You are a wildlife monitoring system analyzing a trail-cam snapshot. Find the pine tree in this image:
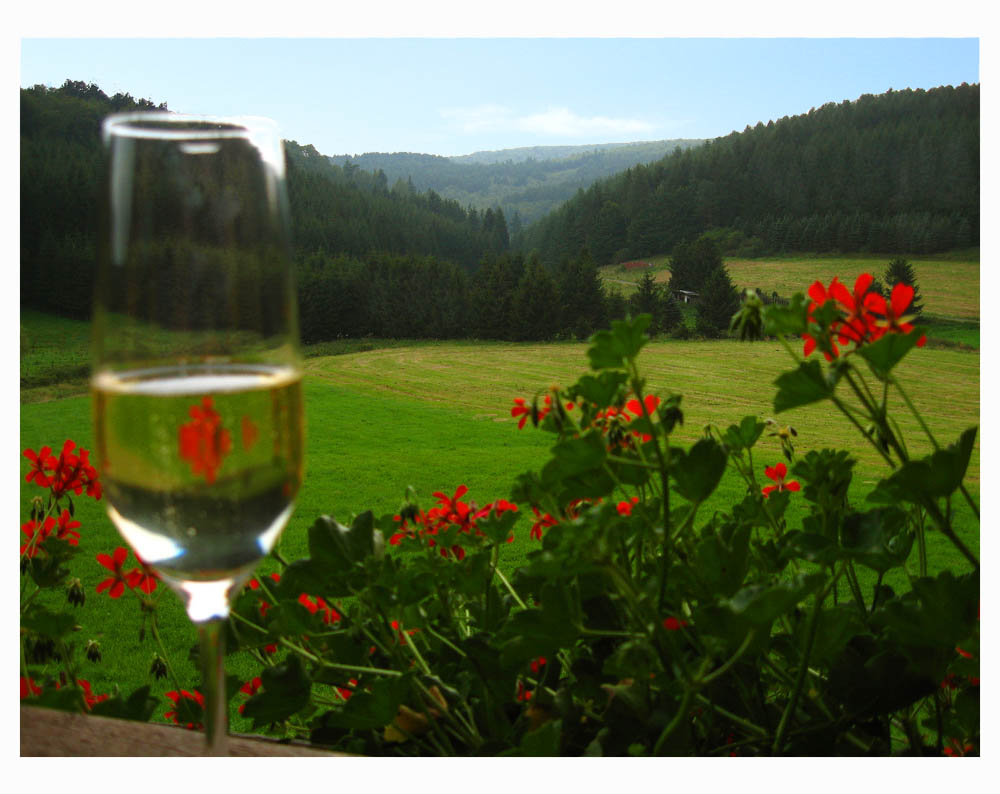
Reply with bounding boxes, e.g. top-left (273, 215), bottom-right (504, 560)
top-left (667, 236), bottom-right (724, 295)
top-left (883, 257), bottom-right (924, 318)
top-left (695, 265), bottom-right (741, 336)
top-left (511, 257), bottom-right (559, 341)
